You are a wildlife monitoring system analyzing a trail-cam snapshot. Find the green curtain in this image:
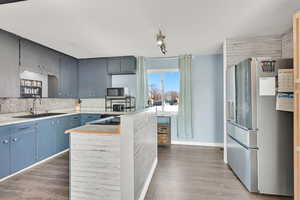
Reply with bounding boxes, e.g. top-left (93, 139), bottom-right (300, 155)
top-left (178, 55), bottom-right (193, 139)
top-left (136, 56), bottom-right (148, 110)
